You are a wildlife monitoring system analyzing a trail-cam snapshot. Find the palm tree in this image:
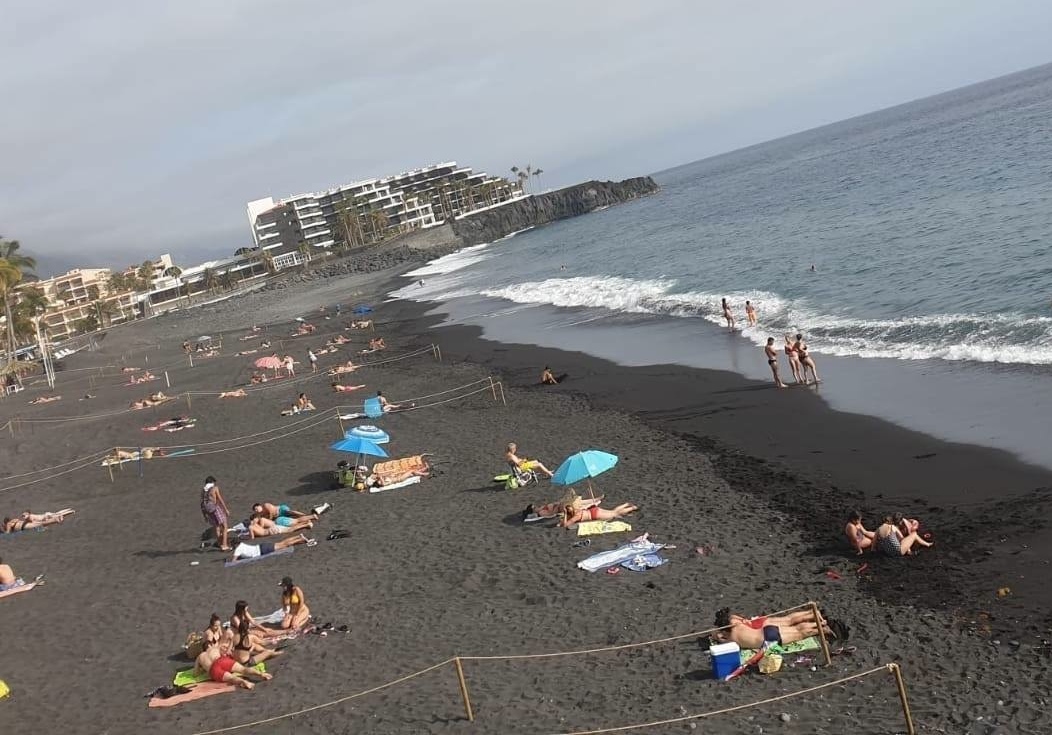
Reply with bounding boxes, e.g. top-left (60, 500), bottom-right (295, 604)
top-left (12, 286), bottom-right (47, 346)
top-left (219, 271), bottom-right (236, 291)
top-left (136, 260), bottom-right (155, 291)
top-left (517, 170), bottom-right (529, 193)
top-left (93, 298), bottom-right (118, 328)
top-left (202, 267), bottom-right (220, 294)
top-left (163, 266), bottom-right (182, 279)
top-left (533, 167), bottom-right (544, 192)
top-left (0, 239), bottom-right (36, 369)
